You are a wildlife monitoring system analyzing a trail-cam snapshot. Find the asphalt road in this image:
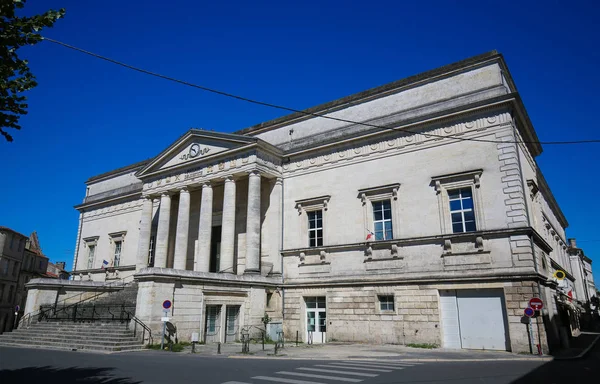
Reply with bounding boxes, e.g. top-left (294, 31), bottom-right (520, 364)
top-left (0, 344), bottom-right (598, 384)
